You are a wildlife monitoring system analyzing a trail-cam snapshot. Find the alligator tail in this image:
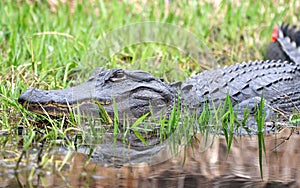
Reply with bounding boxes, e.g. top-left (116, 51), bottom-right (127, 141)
top-left (267, 23), bottom-right (300, 64)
